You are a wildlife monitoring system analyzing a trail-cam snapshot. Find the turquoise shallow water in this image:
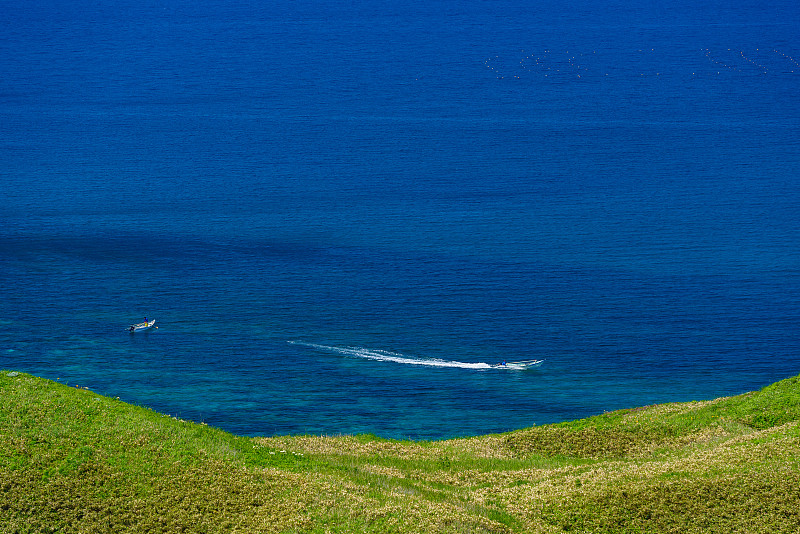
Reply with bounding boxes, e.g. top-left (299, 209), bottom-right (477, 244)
top-left (1, 0), bottom-right (799, 439)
